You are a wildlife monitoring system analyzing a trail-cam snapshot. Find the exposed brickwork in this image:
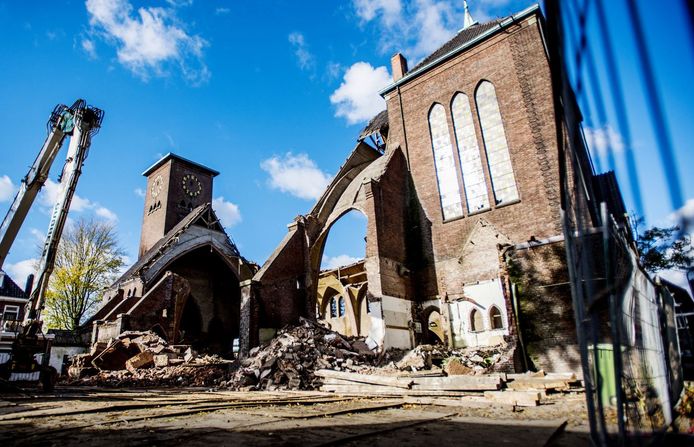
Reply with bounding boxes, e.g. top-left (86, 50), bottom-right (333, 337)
top-left (507, 241), bottom-right (580, 373)
top-left (384, 17), bottom-right (563, 301)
